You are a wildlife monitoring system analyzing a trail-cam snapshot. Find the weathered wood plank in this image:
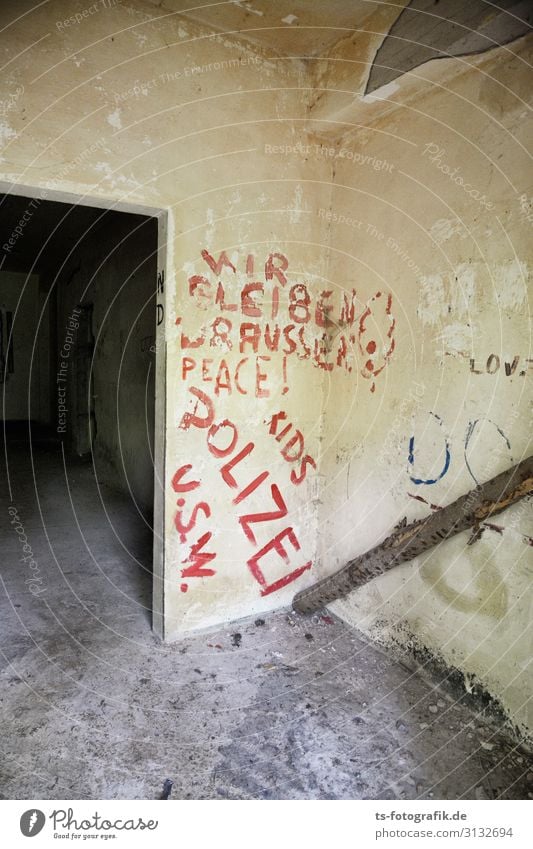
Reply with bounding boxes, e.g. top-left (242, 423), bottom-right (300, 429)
top-left (293, 456), bottom-right (533, 614)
